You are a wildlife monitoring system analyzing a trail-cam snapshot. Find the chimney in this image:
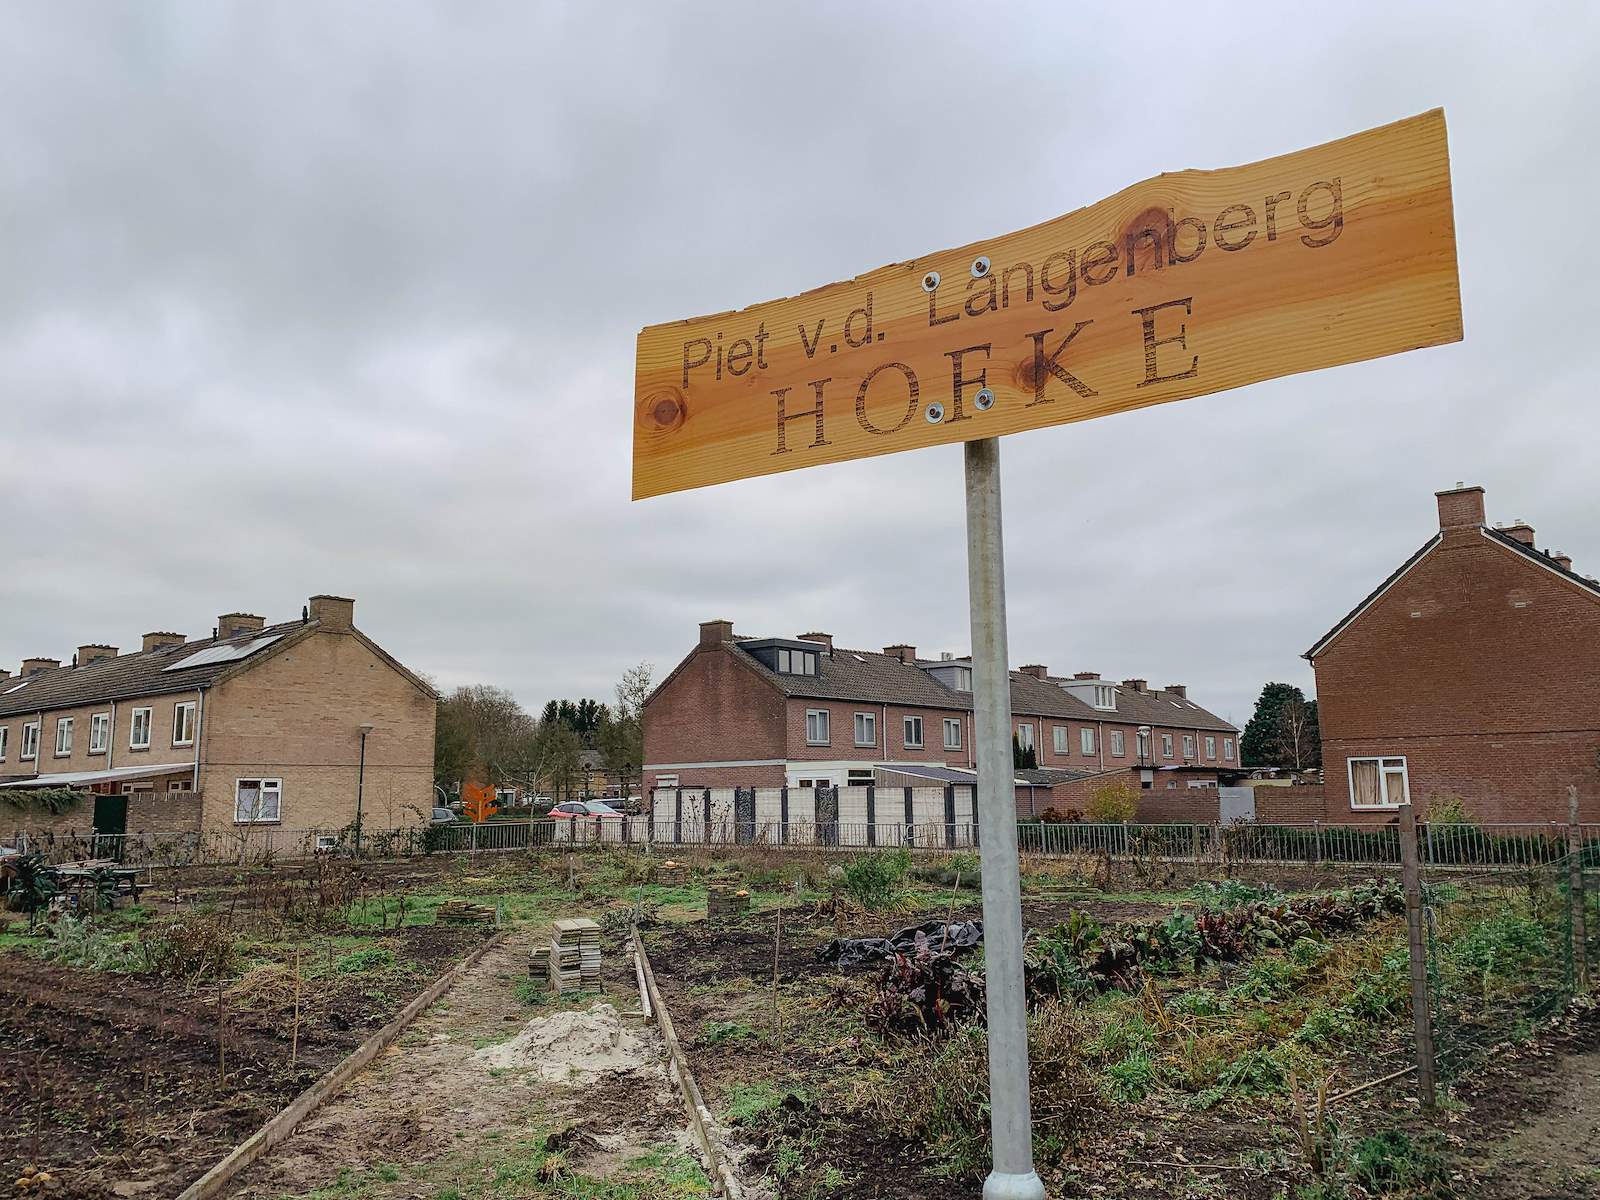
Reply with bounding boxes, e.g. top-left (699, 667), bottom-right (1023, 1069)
top-left (218, 612), bottom-right (266, 639)
top-left (1122, 678), bottom-right (1148, 693)
top-left (0, 668), bottom-right (10, 681)
top-left (22, 657), bottom-right (60, 677)
top-left (1436, 483), bottom-right (1486, 531)
top-left (77, 644), bottom-right (117, 666)
top-left (1165, 684), bottom-right (1187, 699)
top-left (799, 631), bottom-right (834, 653)
top-left (699, 619), bottom-right (734, 647)
top-left (883, 644), bottom-right (917, 665)
top-left (308, 595), bottom-right (355, 632)
top-left (1552, 551), bottom-right (1573, 572)
top-left (142, 631), bottom-right (186, 652)
top-left (1498, 521), bottom-right (1535, 546)
top-left (1019, 664), bottom-right (1049, 679)
top-left (1072, 671), bottom-right (1100, 680)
